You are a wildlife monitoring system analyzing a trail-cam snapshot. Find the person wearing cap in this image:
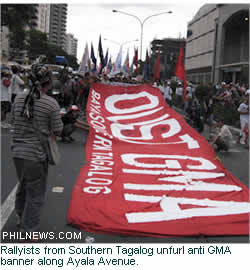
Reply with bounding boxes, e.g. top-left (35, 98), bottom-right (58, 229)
top-left (214, 81), bottom-right (226, 101)
top-left (163, 81), bottom-right (173, 107)
top-left (175, 81), bottom-right (183, 108)
top-left (11, 64), bottom-right (63, 242)
top-left (1, 68), bottom-right (11, 128)
top-left (10, 65), bottom-right (25, 103)
top-left (184, 84), bottom-right (193, 115)
top-left (61, 105), bottom-right (89, 143)
top-left (210, 119), bottom-right (233, 152)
